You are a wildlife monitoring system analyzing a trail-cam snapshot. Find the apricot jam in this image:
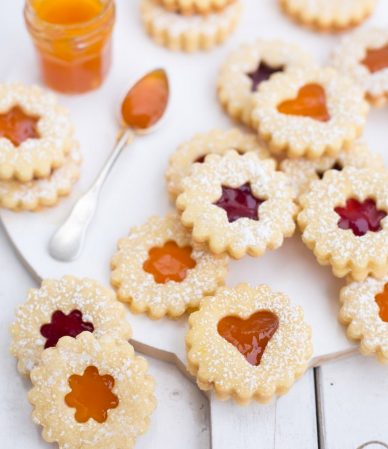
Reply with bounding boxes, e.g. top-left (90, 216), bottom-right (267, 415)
top-left (361, 45), bottom-right (388, 74)
top-left (0, 106), bottom-right (40, 146)
top-left (24, 0), bottom-right (115, 94)
top-left (375, 283), bottom-right (388, 323)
